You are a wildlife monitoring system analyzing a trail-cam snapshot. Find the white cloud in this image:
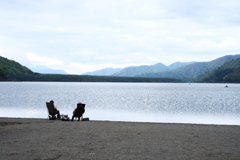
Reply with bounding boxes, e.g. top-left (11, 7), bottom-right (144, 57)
top-left (123, 34), bottom-right (150, 43)
top-left (147, 57), bottom-right (156, 61)
top-left (25, 52), bottom-right (64, 67)
top-left (1, 0), bottom-right (240, 74)
top-left (192, 37), bottom-right (240, 51)
top-left (0, 48), bottom-right (6, 53)
top-left (130, 20), bottom-right (163, 28)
